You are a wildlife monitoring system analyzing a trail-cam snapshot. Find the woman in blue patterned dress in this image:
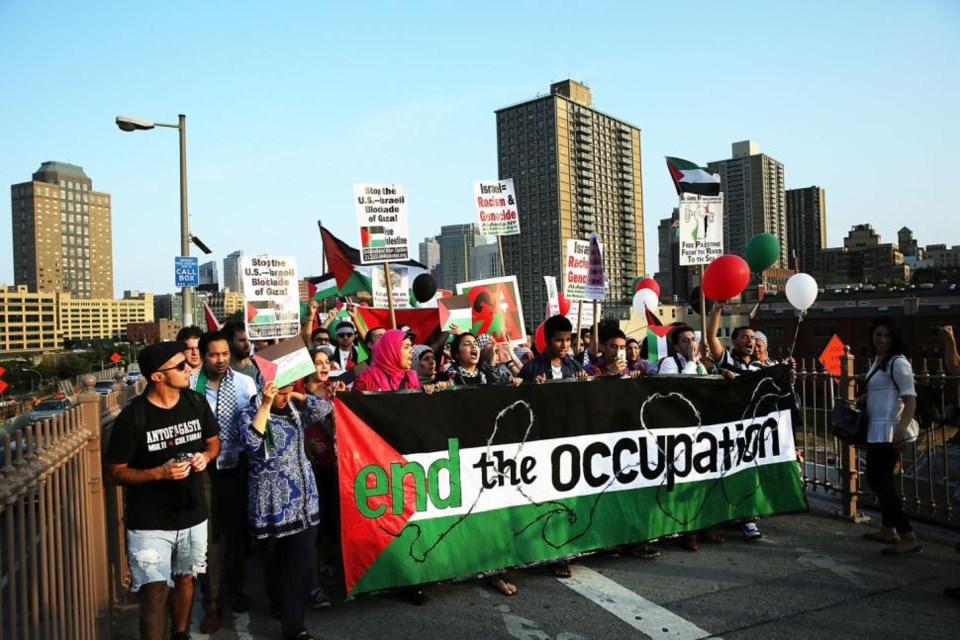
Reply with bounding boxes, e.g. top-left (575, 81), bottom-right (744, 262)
top-left (241, 380), bottom-right (331, 640)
